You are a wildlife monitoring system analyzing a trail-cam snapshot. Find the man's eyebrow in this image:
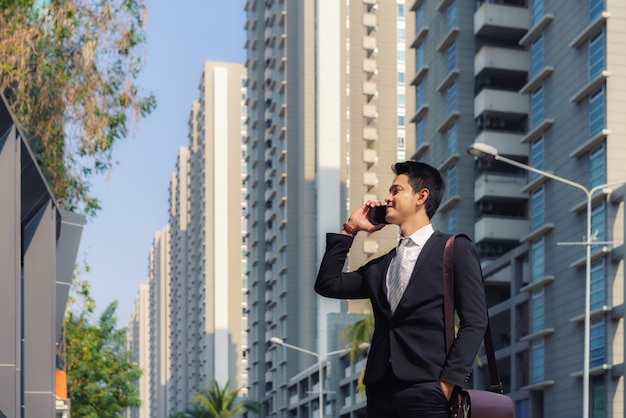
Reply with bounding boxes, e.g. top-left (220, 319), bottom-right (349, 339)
top-left (389, 184), bottom-right (403, 192)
